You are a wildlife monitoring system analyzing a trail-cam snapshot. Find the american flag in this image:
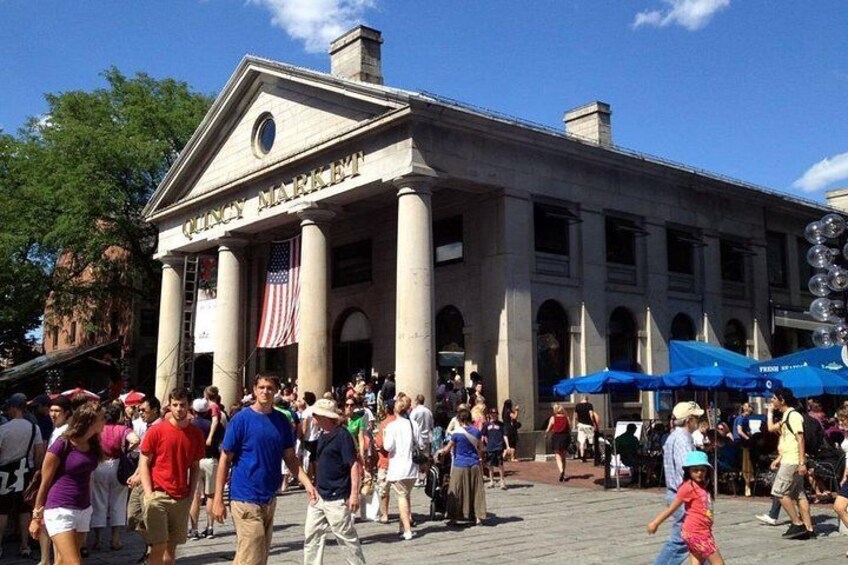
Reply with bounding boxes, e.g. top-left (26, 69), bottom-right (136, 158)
top-left (257, 235), bottom-right (301, 348)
